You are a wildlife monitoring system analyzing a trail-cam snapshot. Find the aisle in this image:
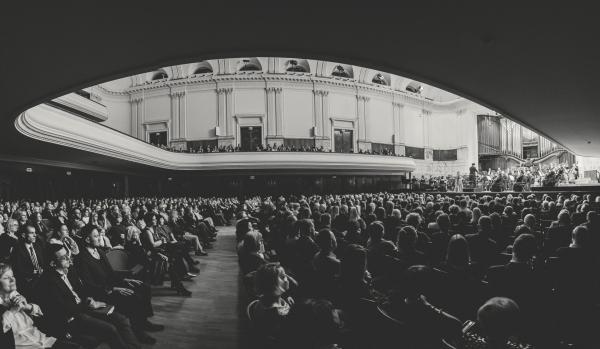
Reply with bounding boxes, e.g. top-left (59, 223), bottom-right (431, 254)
top-left (144, 226), bottom-right (248, 349)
